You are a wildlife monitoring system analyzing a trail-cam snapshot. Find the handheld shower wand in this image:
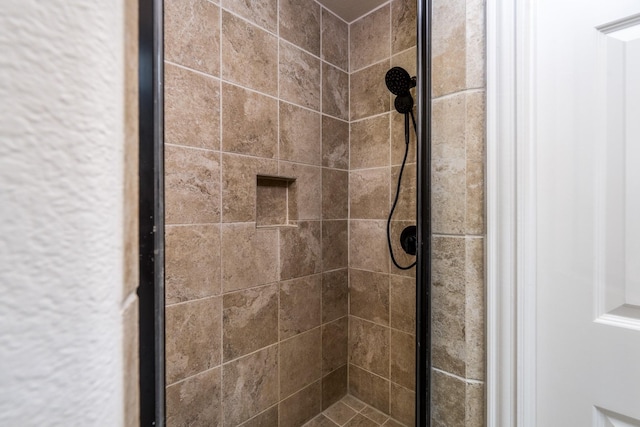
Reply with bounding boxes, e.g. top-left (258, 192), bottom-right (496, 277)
top-left (384, 66), bottom-right (417, 270)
